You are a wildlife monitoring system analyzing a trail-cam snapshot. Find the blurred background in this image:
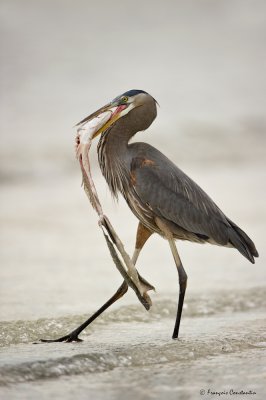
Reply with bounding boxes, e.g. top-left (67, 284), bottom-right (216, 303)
top-left (1, 1), bottom-right (266, 398)
top-left (0, 0), bottom-right (265, 319)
